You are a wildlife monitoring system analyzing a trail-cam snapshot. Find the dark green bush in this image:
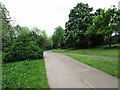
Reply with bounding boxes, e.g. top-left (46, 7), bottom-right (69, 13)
top-left (3, 34), bottom-right (43, 62)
